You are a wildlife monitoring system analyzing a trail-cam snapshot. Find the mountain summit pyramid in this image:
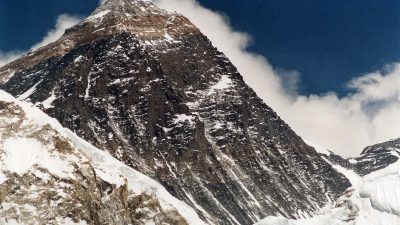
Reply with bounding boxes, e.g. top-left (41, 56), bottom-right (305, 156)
top-left (0, 0), bottom-right (351, 224)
